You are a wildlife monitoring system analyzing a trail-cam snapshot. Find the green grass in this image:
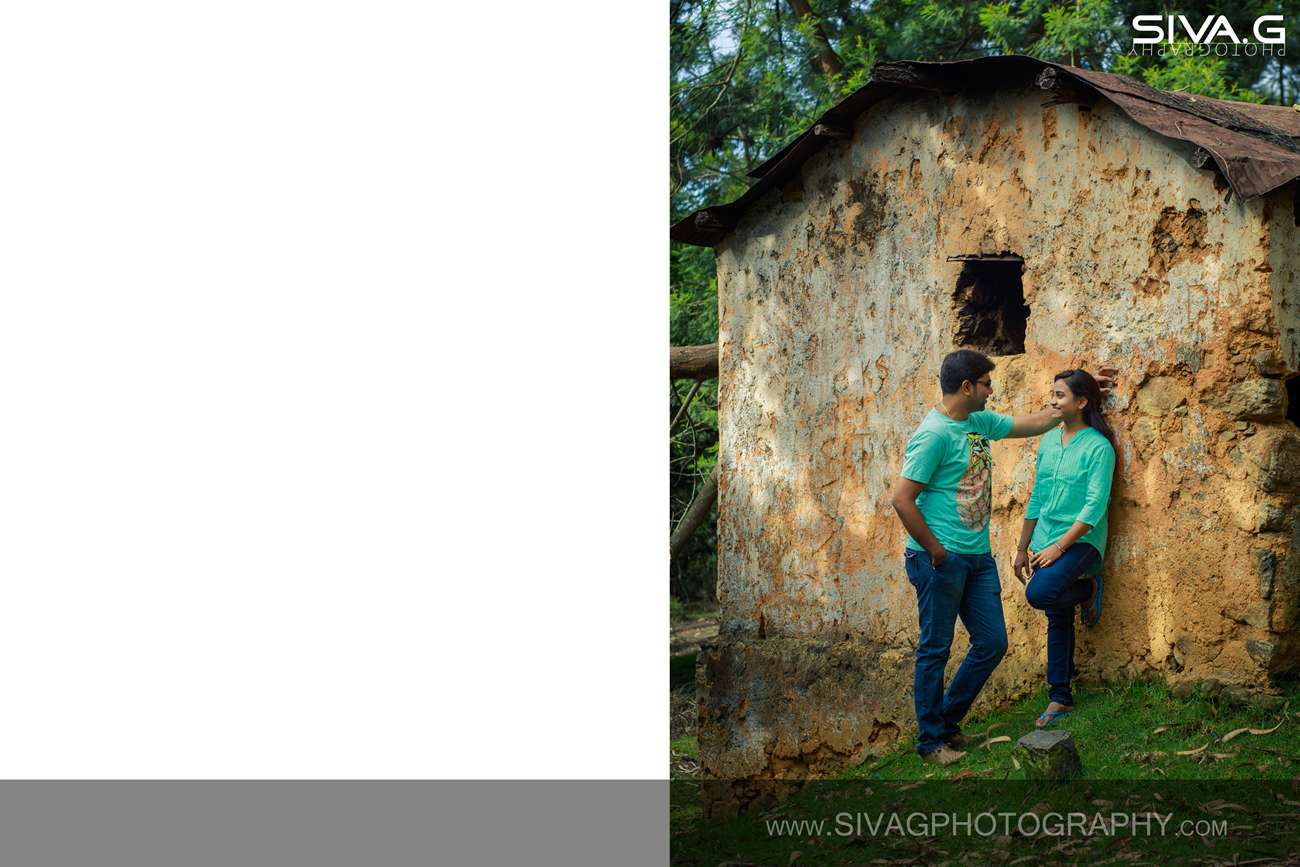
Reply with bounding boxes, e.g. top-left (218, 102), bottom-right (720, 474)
top-left (846, 677), bottom-right (1298, 781)
top-left (670, 737), bottom-right (700, 785)
top-left (671, 679), bottom-right (1300, 864)
top-left (671, 736), bottom-right (698, 760)
top-left (671, 597), bottom-right (720, 624)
